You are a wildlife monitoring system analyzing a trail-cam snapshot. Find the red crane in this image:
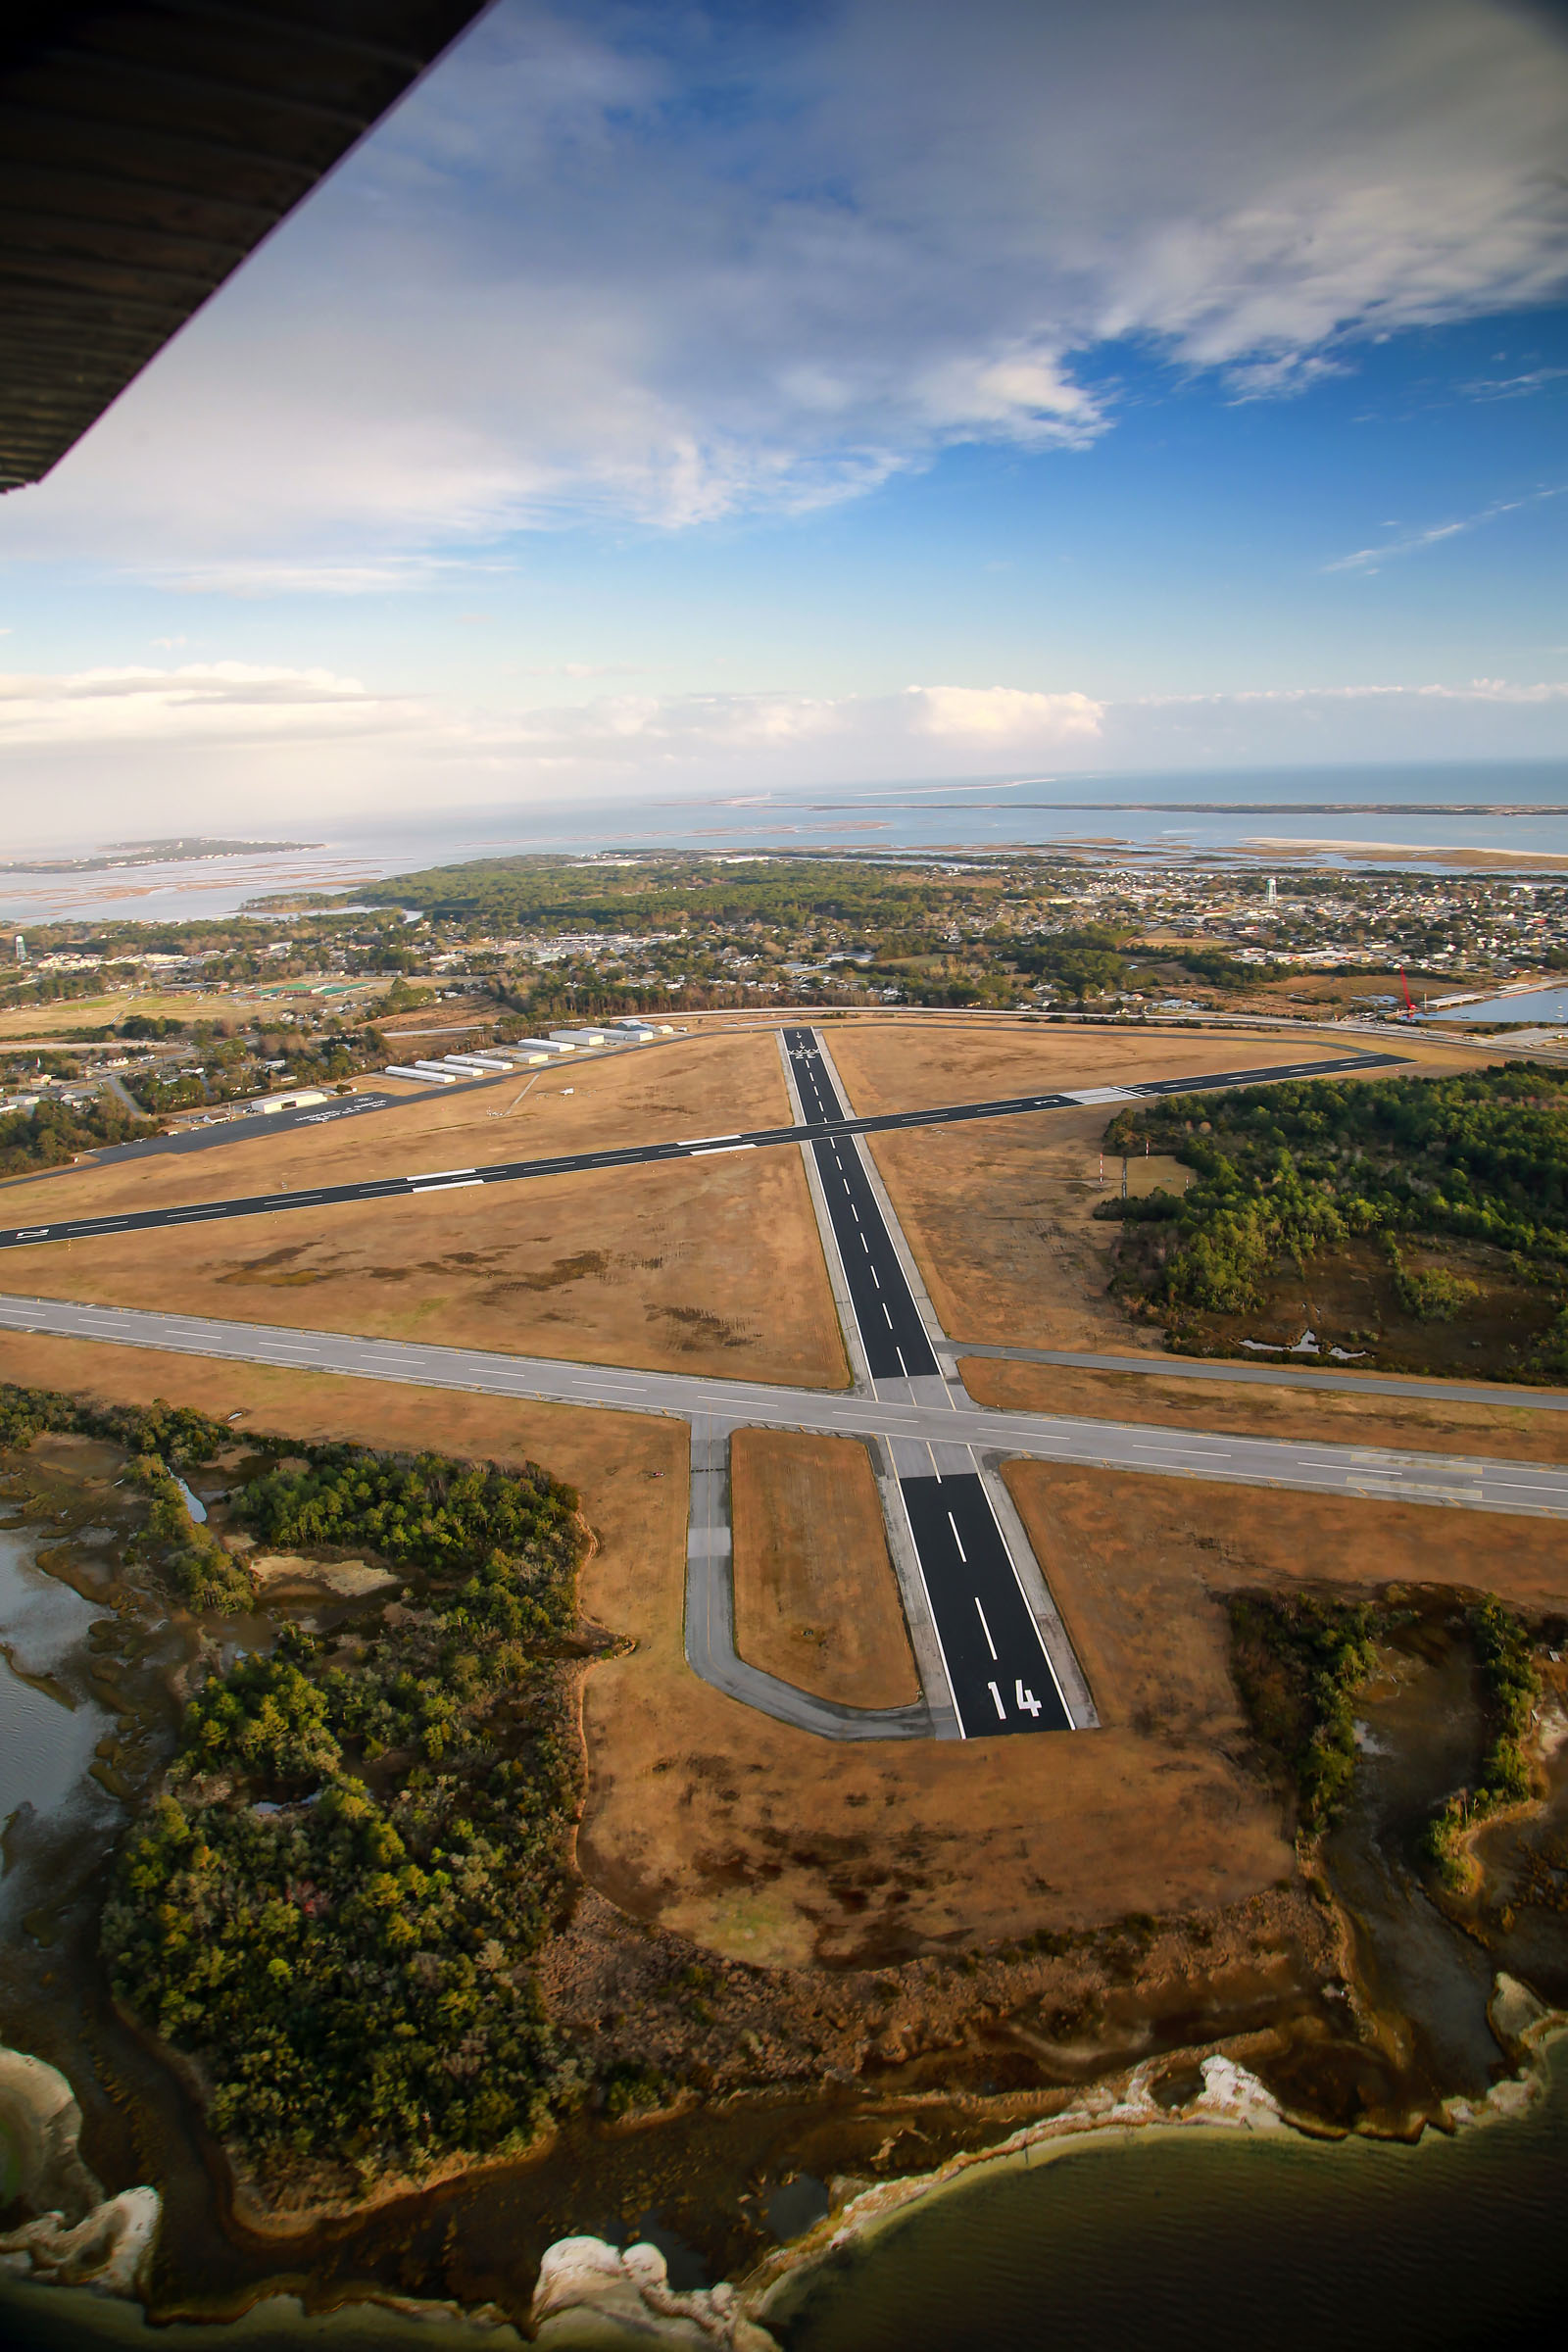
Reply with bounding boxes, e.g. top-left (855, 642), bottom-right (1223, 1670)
top-left (1397, 966), bottom-right (1417, 1019)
